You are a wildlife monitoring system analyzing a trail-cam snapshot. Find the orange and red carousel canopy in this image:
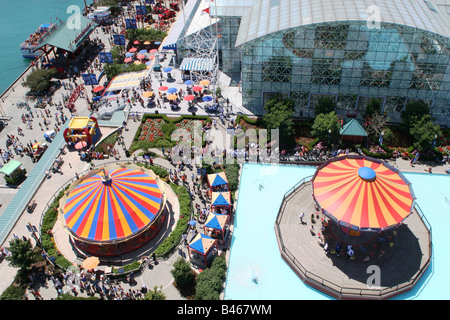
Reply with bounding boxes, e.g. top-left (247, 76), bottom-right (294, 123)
top-left (312, 156), bottom-right (415, 232)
